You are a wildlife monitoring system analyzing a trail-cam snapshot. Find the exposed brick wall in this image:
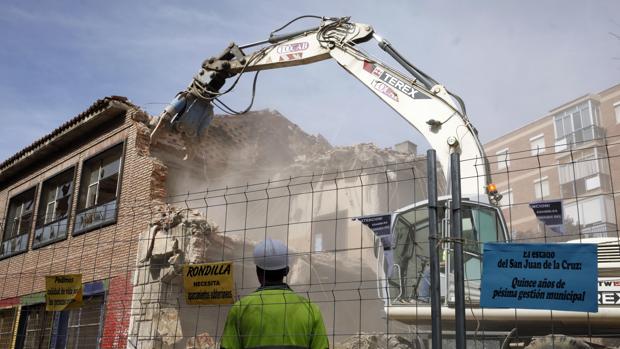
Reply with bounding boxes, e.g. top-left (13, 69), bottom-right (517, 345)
top-left (0, 106), bottom-right (164, 300)
top-left (101, 272), bottom-right (133, 349)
